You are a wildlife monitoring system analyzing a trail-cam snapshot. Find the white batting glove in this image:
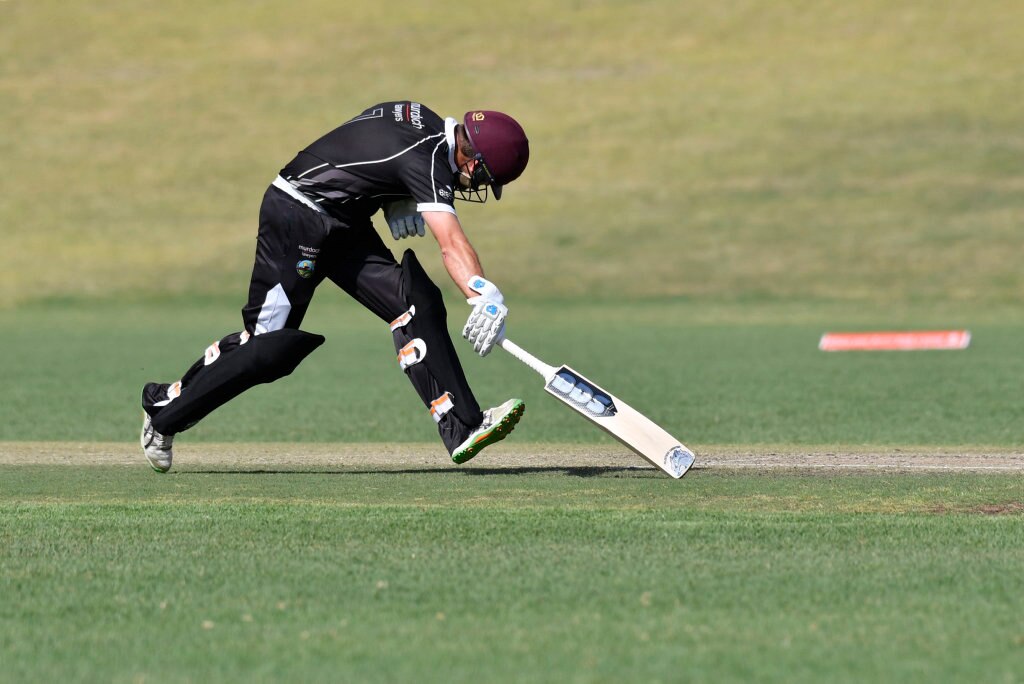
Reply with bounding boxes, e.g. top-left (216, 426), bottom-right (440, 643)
top-left (463, 275), bottom-right (507, 357)
top-left (382, 198), bottom-right (426, 240)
